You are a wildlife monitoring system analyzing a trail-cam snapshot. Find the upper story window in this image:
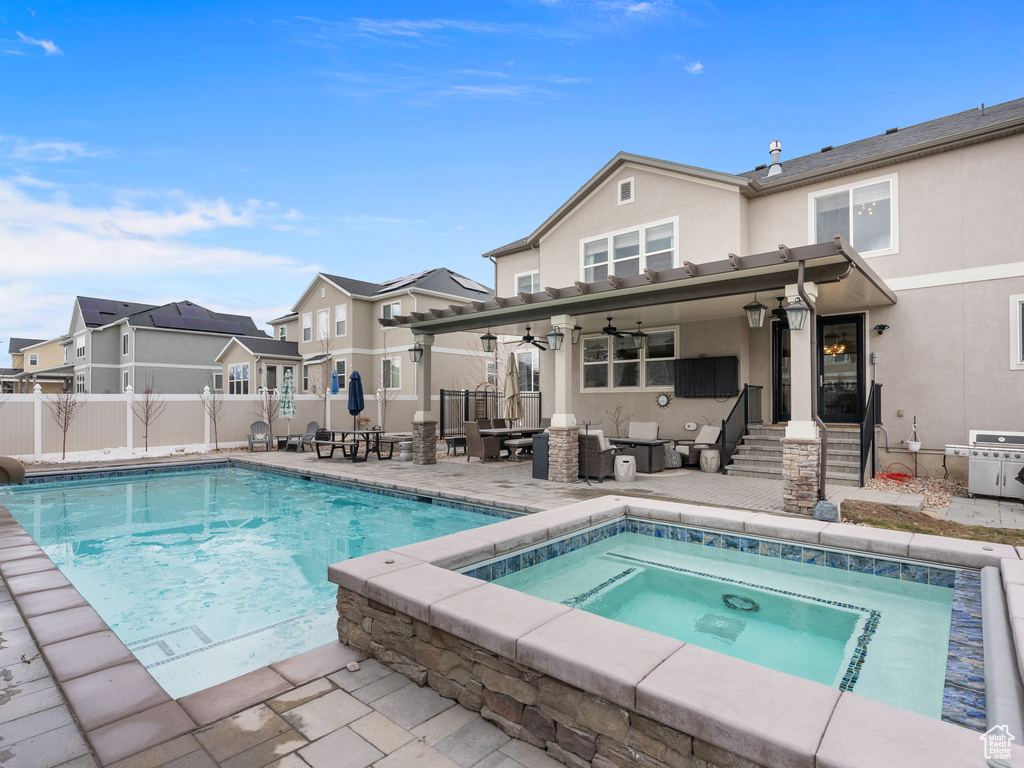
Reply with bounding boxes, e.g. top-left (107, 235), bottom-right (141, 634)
top-left (64, 347), bottom-right (69, 363)
top-left (122, 333), bottom-right (129, 356)
top-left (382, 301), bottom-right (401, 321)
top-left (76, 337), bottom-right (86, 359)
top-left (317, 309), bottom-right (329, 341)
top-left (582, 219), bottom-right (675, 282)
top-left (811, 174), bottom-right (897, 255)
top-left (382, 356), bottom-right (401, 389)
top-left (1012, 294), bottom-right (1024, 371)
top-left (617, 177), bottom-right (634, 206)
top-left (122, 371), bottom-right (130, 392)
top-left (28, 353), bottom-right (38, 366)
top-left (335, 305), bottom-right (347, 336)
top-left (302, 313), bottom-right (312, 342)
top-left (278, 325), bottom-right (287, 341)
top-left (582, 329), bottom-right (676, 390)
top-left (515, 271), bottom-right (540, 295)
